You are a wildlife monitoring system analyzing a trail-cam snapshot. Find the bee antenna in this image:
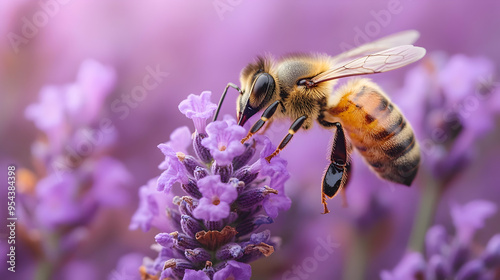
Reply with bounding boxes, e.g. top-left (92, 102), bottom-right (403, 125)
top-left (213, 83), bottom-right (242, 122)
